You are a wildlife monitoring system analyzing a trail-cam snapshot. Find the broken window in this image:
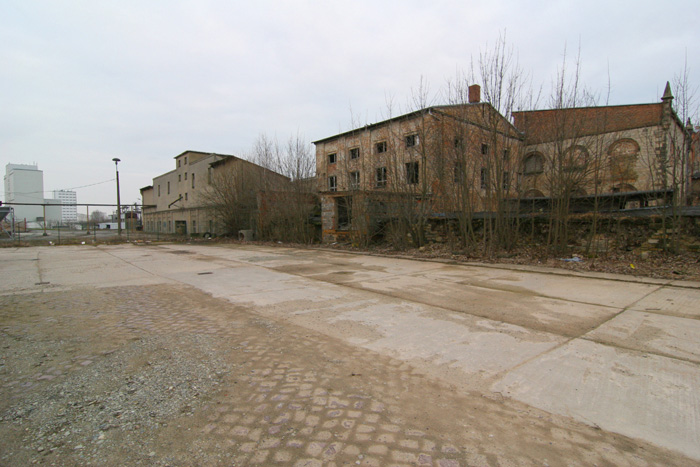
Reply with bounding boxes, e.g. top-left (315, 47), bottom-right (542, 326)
top-left (405, 134), bottom-right (419, 148)
top-left (405, 162), bottom-right (419, 185)
top-left (329, 175), bottom-right (337, 192)
top-left (375, 167), bottom-right (387, 187)
top-left (481, 143), bottom-right (490, 155)
top-left (349, 147), bottom-right (360, 159)
top-left (375, 141), bottom-right (387, 154)
top-left (349, 171), bottom-right (360, 190)
top-left (480, 168), bottom-right (489, 190)
top-left (328, 153), bottom-right (337, 164)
